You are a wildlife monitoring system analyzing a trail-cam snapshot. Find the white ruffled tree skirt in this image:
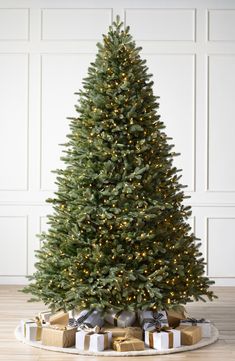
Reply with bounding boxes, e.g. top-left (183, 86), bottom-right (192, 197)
top-left (15, 325), bottom-right (219, 356)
